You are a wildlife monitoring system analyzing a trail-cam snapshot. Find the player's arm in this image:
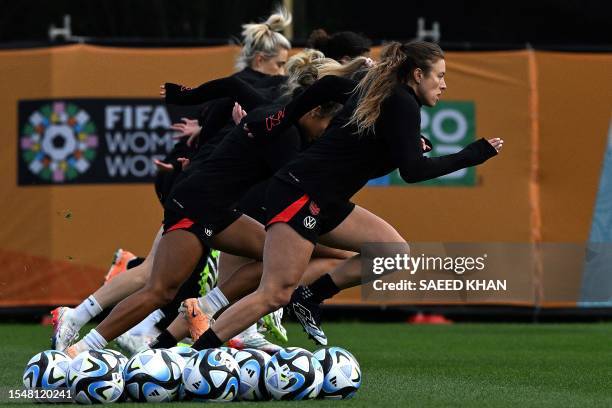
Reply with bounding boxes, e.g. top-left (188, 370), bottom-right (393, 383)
top-left (245, 75), bottom-right (356, 138)
top-left (380, 91), bottom-right (499, 183)
top-left (162, 76), bottom-right (266, 110)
